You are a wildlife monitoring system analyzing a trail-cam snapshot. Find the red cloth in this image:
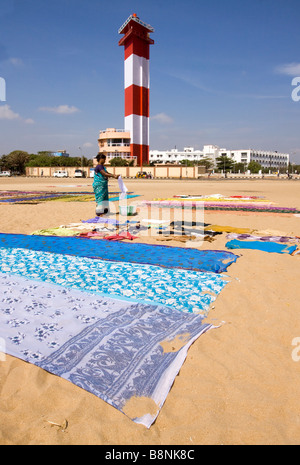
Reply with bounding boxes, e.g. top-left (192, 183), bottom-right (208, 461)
top-left (103, 231), bottom-right (138, 241)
